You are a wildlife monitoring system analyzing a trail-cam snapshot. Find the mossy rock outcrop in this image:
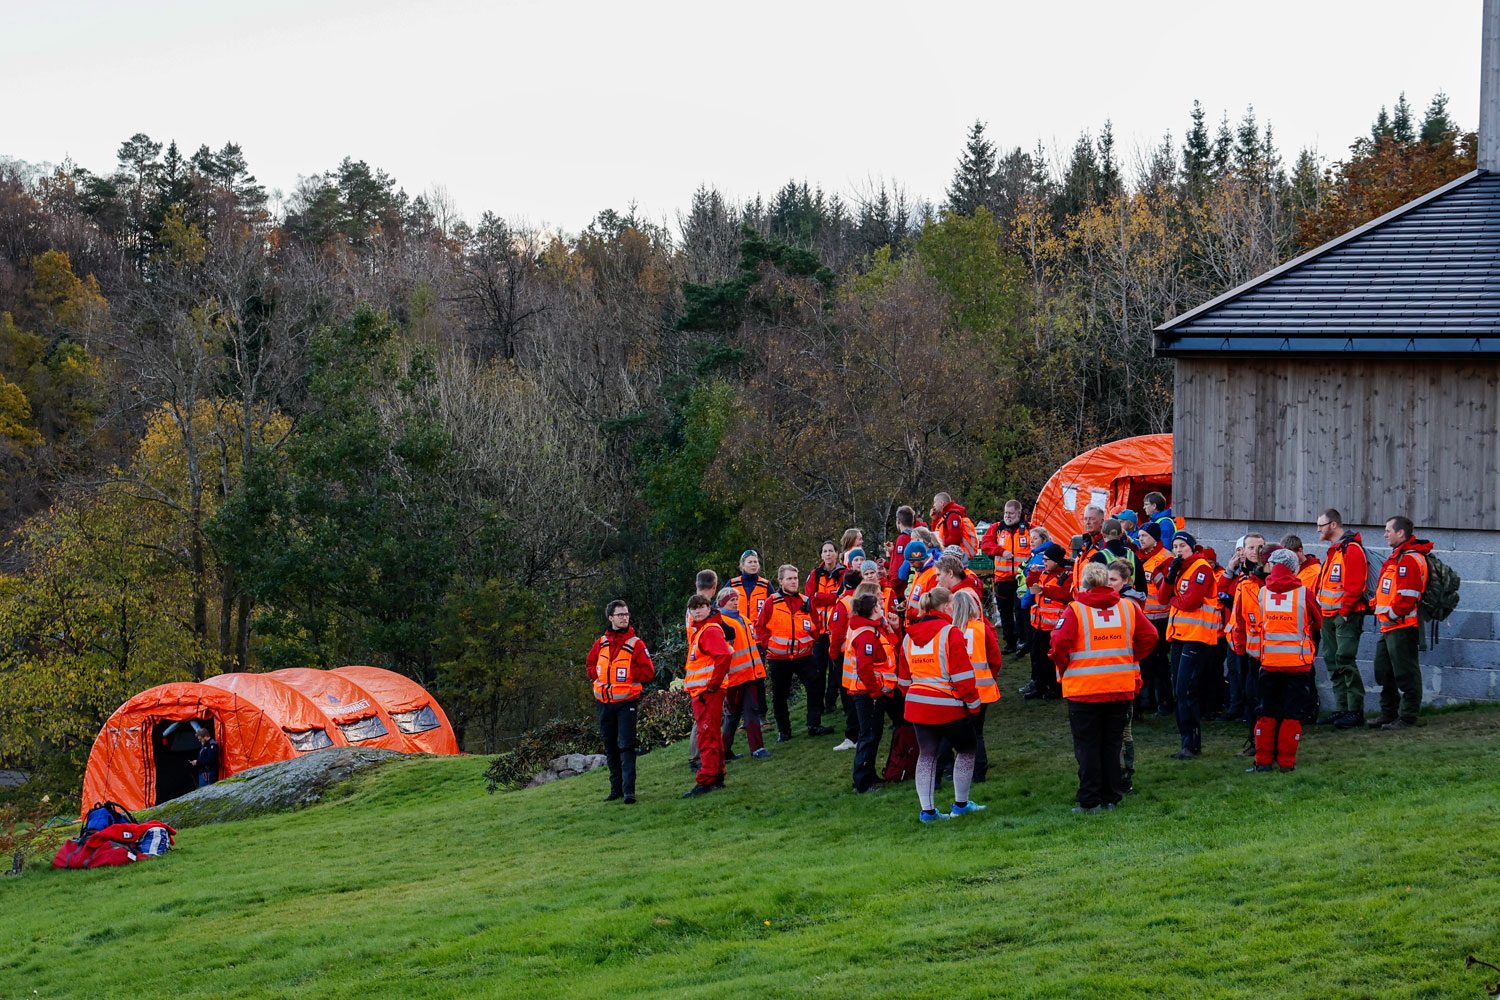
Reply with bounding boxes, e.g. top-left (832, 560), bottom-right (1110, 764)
top-left (142, 747), bottom-right (405, 828)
